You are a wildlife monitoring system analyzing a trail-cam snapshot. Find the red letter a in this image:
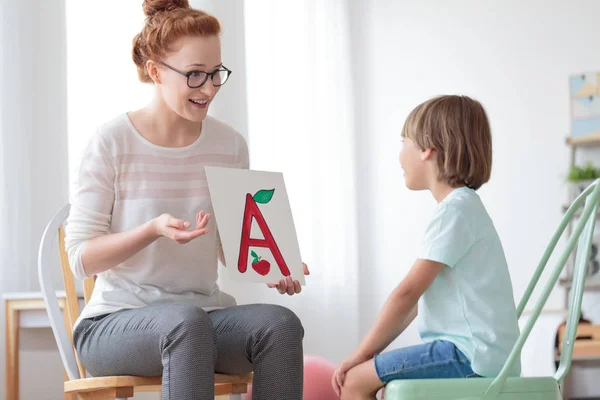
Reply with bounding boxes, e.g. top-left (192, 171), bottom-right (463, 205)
top-left (238, 193), bottom-right (290, 276)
